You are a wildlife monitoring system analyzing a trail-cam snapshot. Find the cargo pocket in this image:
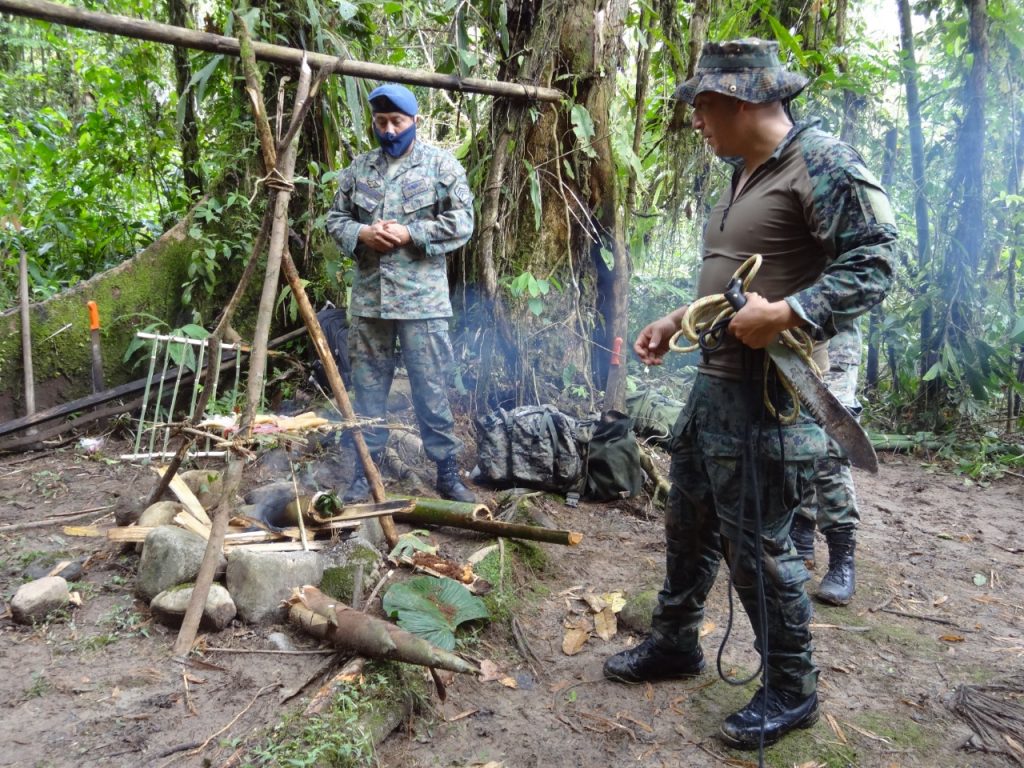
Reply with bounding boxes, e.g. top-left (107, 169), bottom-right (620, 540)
top-left (401, 177), bottom-right (439, 219)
